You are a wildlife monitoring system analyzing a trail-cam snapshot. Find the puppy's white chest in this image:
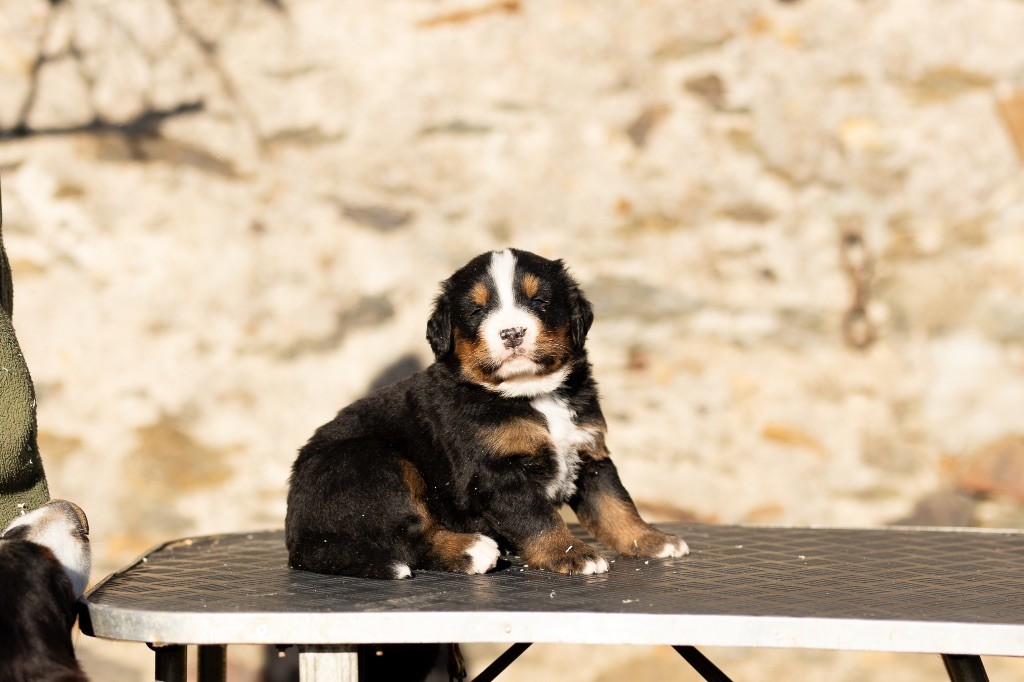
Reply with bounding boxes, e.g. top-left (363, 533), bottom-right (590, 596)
top-left (531, 395), bottom-right (594, 501)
